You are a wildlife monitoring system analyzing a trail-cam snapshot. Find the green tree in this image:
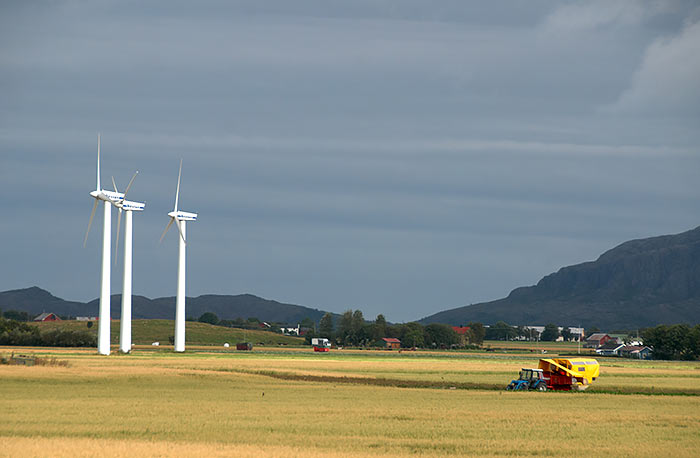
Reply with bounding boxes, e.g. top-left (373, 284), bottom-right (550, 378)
top-left (3, 310), bottom-right (31, 321)
top-left (466, 322), bottom-right (485, 345)
top-left (560, 327), bottom-right (573, 341)
top-left (540, 323), bottom-right (560, 342)
top-left (485, 321), bottom-right (517, 340)
top-left (401, 322), bottom-right (425, 348)
top-left (403, 329), bottom-right (424, 348)
top-left (373, 314), bottom-right (387, 341)
top-left (642, 324), bottom-right (695, 360)
top-left (198, 312), bottom-right (220, 325)
top-left (351, 310), bottom-right (368, 345)
top-left (300, 317), bottom-right (316, 334)
top-left (319, 313), bottom-right (334, 337)
top-left (337, 310), bottom-right (354, 345)
top-left (424, 323), bottom-right (459, 348)
top-left (688, 325), bottom-right (700, 359)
